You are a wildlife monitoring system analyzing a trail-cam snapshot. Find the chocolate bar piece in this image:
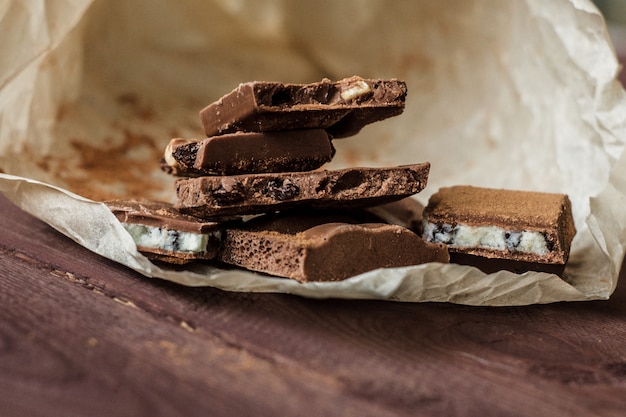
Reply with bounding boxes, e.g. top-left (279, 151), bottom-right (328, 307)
top-left (199, 76), bottom-right (407, 138)
top-left (175, 163), bottom-right (430, 219)
top-left (106, 200), bottom-right (229, 264)
top-left (422, 186), bottom-right (576, 271)
top-left (163, 129), bottom-right (334, 176)
top-left (218, 213), bottom-right (449, 282)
